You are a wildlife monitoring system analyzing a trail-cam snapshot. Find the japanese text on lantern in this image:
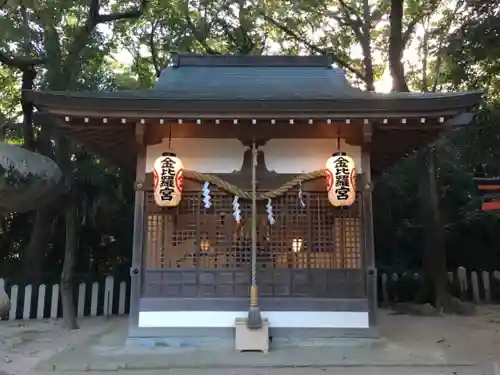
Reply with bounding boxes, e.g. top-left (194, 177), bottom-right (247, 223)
top-left (334, 156), bottom-right (351, 201)
top-left (153, 153), bottom-right (183, 207)
top-left (159, 156), bottom-right (176, 201)
top-left (326, 153), bottom-right (355, 207)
